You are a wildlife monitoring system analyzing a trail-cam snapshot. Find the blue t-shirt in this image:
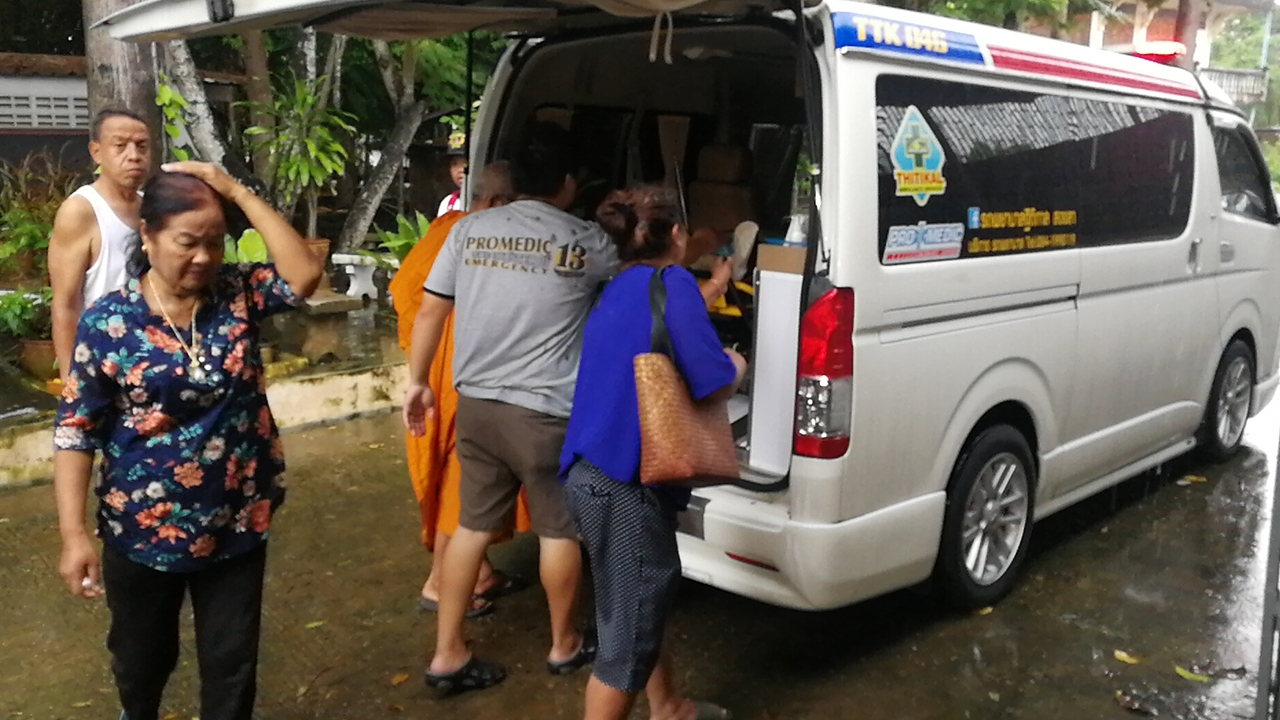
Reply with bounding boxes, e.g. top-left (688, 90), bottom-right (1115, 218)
top-left (559, 265), bottom-right (737, 499)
